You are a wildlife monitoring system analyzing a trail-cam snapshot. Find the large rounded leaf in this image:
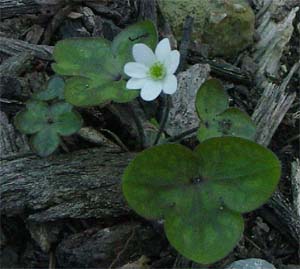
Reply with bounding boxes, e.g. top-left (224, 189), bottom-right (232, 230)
top-left (30, 126), bottom-right (60, 157)
top-left (122, 137), bottom-right (281, 264)
top-left (196, 79), bottom-right (256, 141)
top-left (14, 101), bottom-right (48, 134)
